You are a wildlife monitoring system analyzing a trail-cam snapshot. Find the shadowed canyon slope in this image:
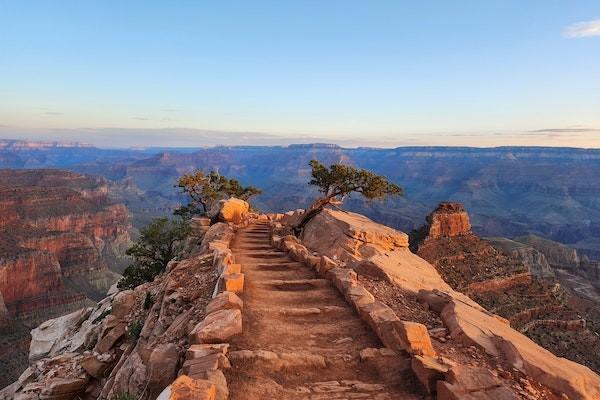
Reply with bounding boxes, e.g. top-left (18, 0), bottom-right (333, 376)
top-left (0, 169), bottom-right (131, 388)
